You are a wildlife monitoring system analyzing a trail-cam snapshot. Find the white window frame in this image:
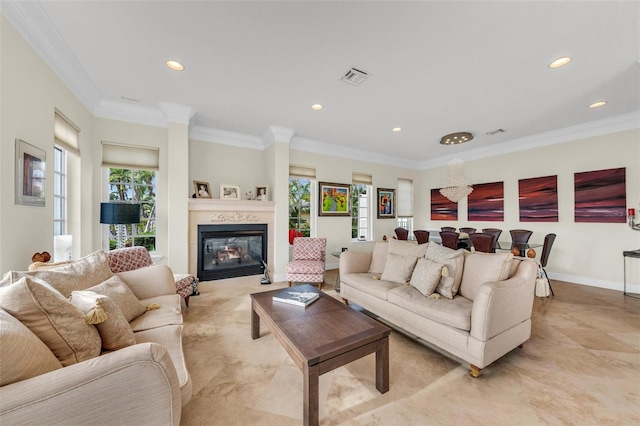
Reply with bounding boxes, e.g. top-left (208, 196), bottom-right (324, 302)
top-left (53, 145), bottom-right (66, 236)
top-left (351, 184), bottom-right (372, 241)
top-left (288, 176), bottom-right (316, 238)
